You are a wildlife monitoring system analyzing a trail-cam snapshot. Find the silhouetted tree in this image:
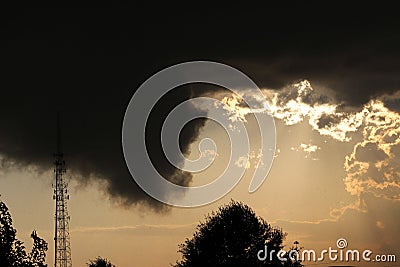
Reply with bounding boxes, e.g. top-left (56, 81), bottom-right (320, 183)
top-left (0, 198), bottom-right (48, 267)
top-left (1, 199), bottom-right (25, 266)
top-left (173, 200), bottom-right (302, 267)
top-left (87, 256), bottom-right (116, 267)
top-left (28, 231), bottom-right (48, 267)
